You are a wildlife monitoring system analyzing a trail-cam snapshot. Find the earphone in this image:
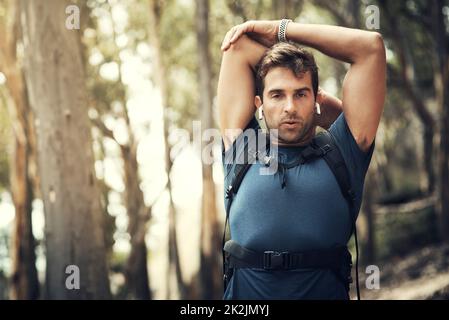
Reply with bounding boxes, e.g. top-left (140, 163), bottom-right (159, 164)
top-left (315, 102), bottom-right (321, 115)
top-left (258, 104), bottom-right (264, 120)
